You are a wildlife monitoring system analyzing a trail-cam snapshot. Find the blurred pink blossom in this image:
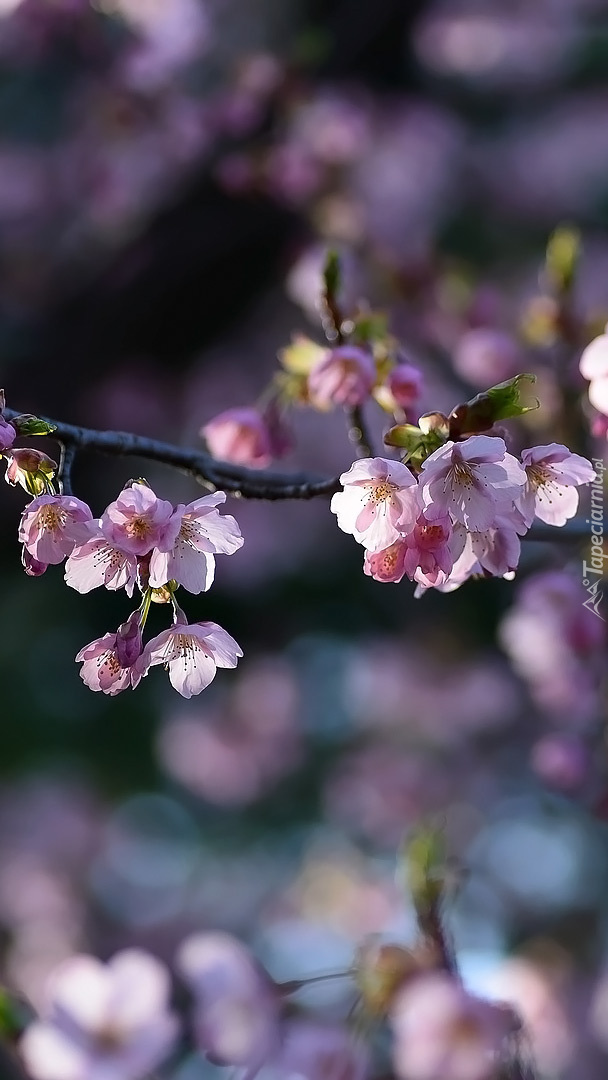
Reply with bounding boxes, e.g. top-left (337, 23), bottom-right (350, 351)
top-left (177, 931), bottom-right (281, 1069)
top-left (390, 972), bottom-right (512, 1080)
top-left (20, 949), bottom-right (178, 1080)
top-left (308, 345), bottom-right (376, 409)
